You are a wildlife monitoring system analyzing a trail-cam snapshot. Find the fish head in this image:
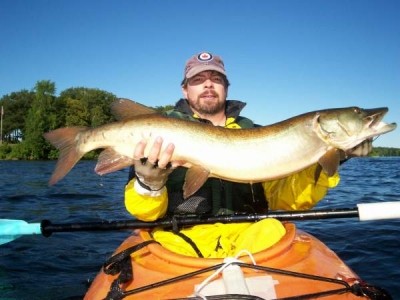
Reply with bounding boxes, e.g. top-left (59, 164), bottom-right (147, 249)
top-left (314, 107), bottom-right (397, 150)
